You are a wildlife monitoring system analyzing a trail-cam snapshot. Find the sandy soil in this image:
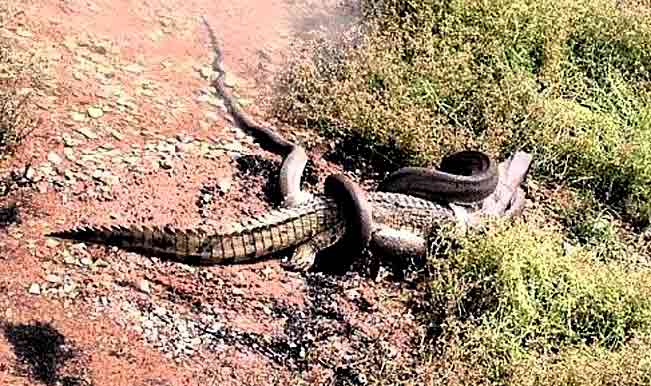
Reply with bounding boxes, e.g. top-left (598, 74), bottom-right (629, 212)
top-left (0, 1), bottom-right (435, 385)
